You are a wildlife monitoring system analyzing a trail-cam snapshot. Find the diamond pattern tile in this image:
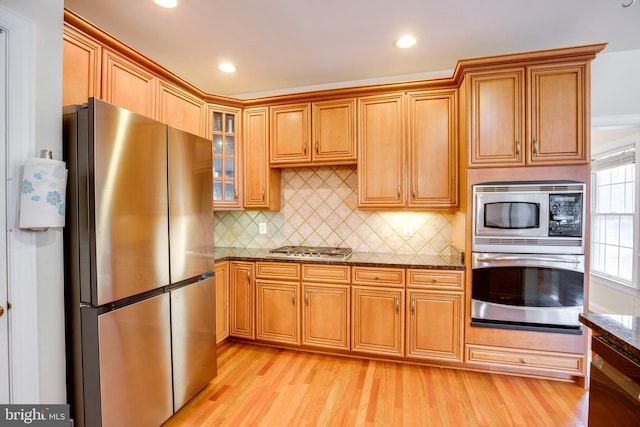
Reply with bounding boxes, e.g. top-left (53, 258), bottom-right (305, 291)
top-left (214, 166), bottom-right (455, 255)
